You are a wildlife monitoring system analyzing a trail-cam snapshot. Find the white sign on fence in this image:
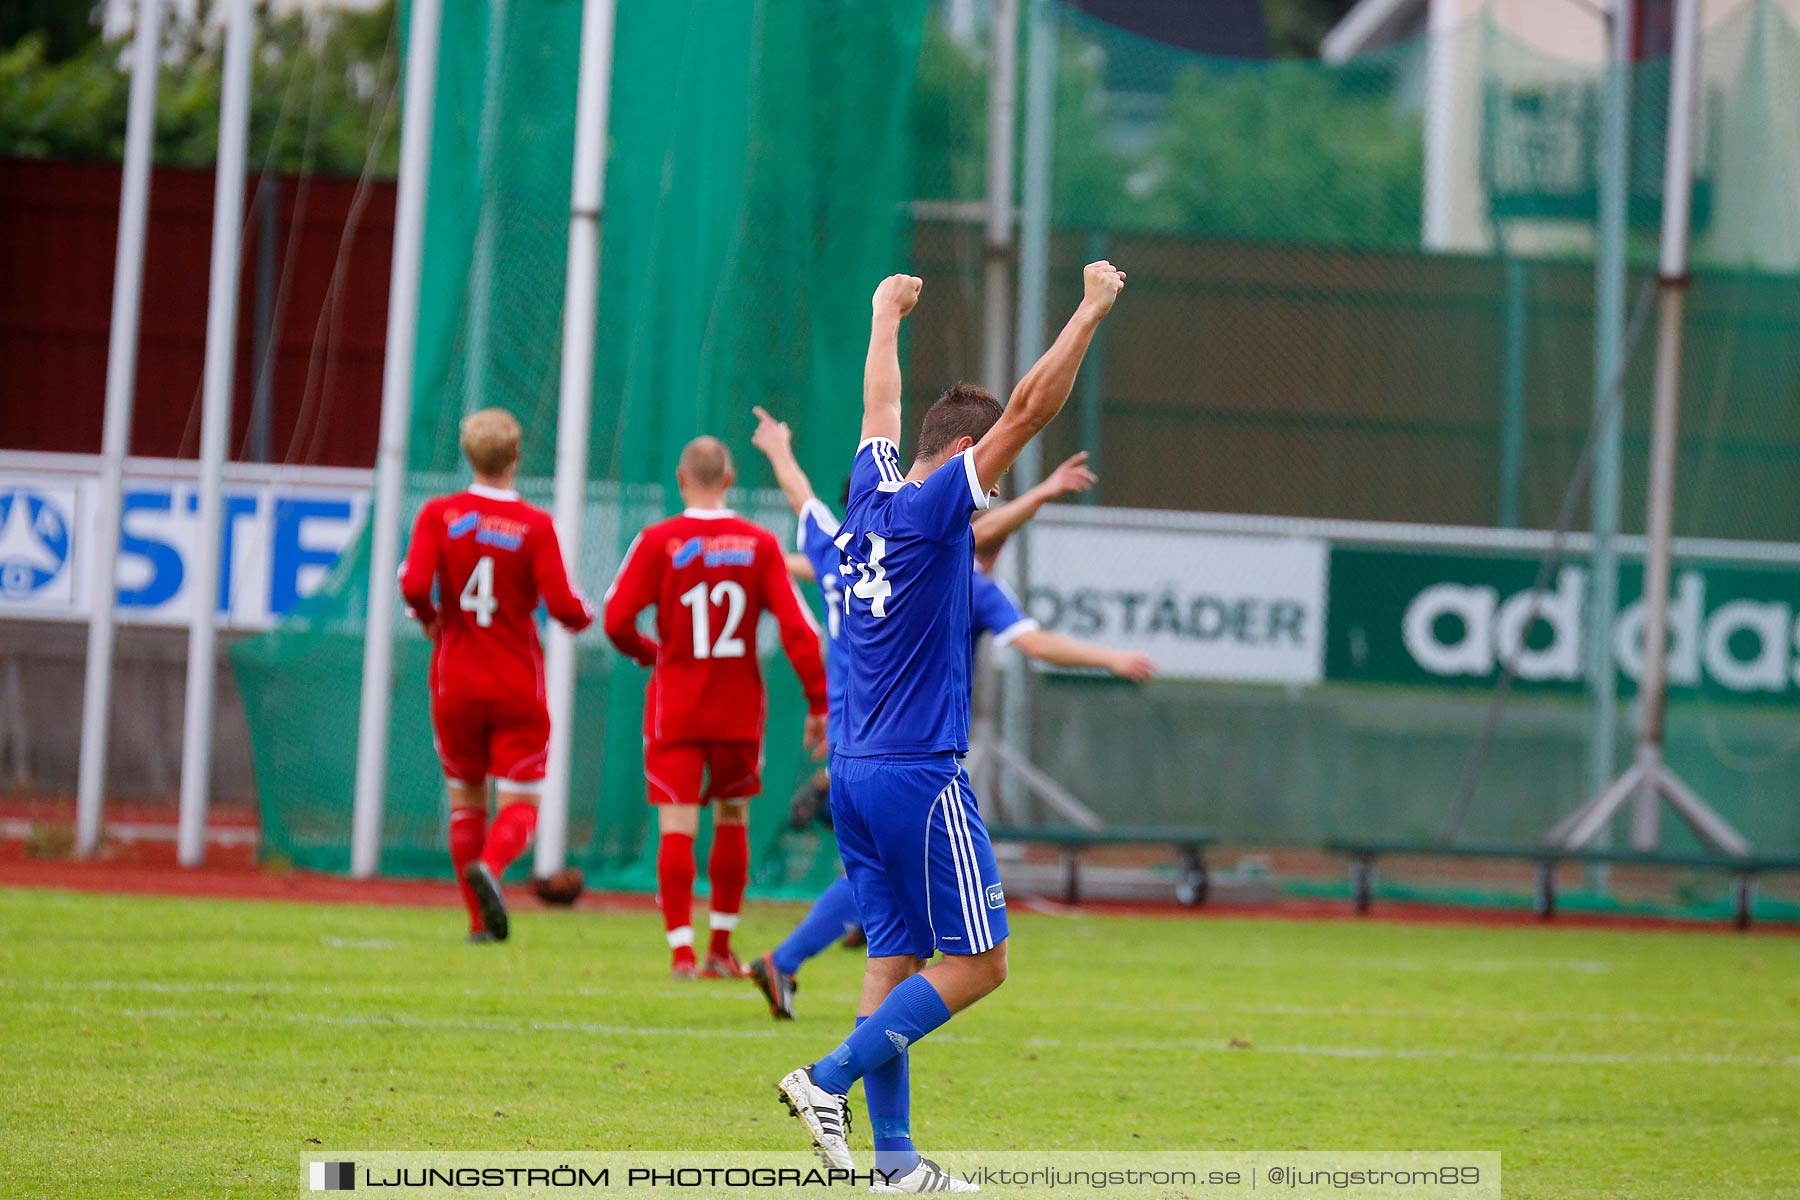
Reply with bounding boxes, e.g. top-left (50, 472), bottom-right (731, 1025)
top-left (1019, 522), bottom-right (1329, 684)
top-left (0, 452), bottom-right (370, 630)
